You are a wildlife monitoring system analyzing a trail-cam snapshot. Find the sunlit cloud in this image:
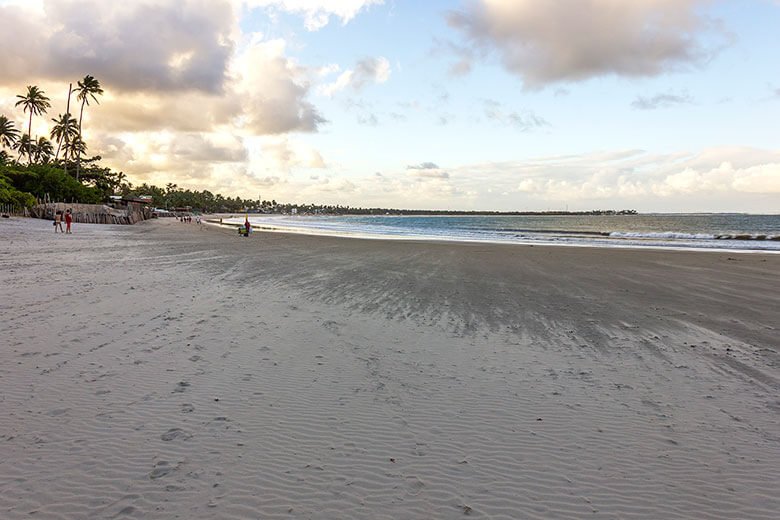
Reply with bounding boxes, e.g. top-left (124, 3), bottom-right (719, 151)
top-left (448, 0), bottom-right (727, 88)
